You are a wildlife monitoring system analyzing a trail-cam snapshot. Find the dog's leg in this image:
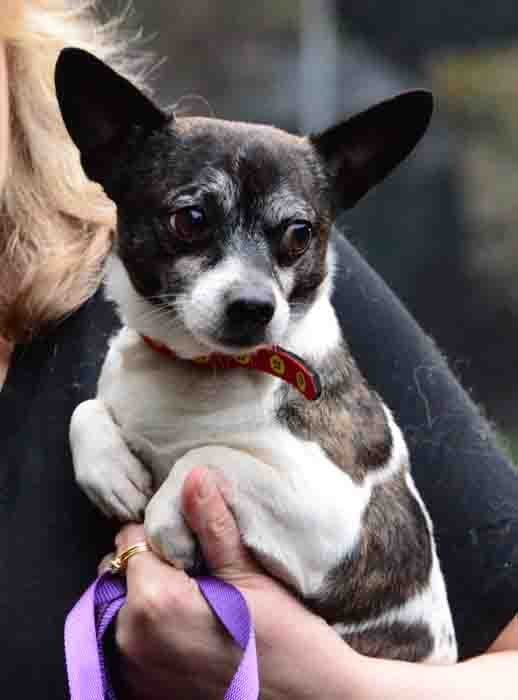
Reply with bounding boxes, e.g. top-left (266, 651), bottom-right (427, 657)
top-left (145, 443), bottom-right (369, 596)
top-left (70, 399), bottom-right (154, 521)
